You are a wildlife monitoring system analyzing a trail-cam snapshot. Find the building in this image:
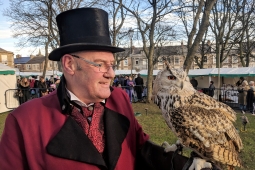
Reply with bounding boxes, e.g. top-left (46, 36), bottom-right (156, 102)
top-left (0, 48), bottom-right (14, 68)
top-left (14, 50), bottom-right (59, 72)
top-left (117, 44), bottom-right (188, 71)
